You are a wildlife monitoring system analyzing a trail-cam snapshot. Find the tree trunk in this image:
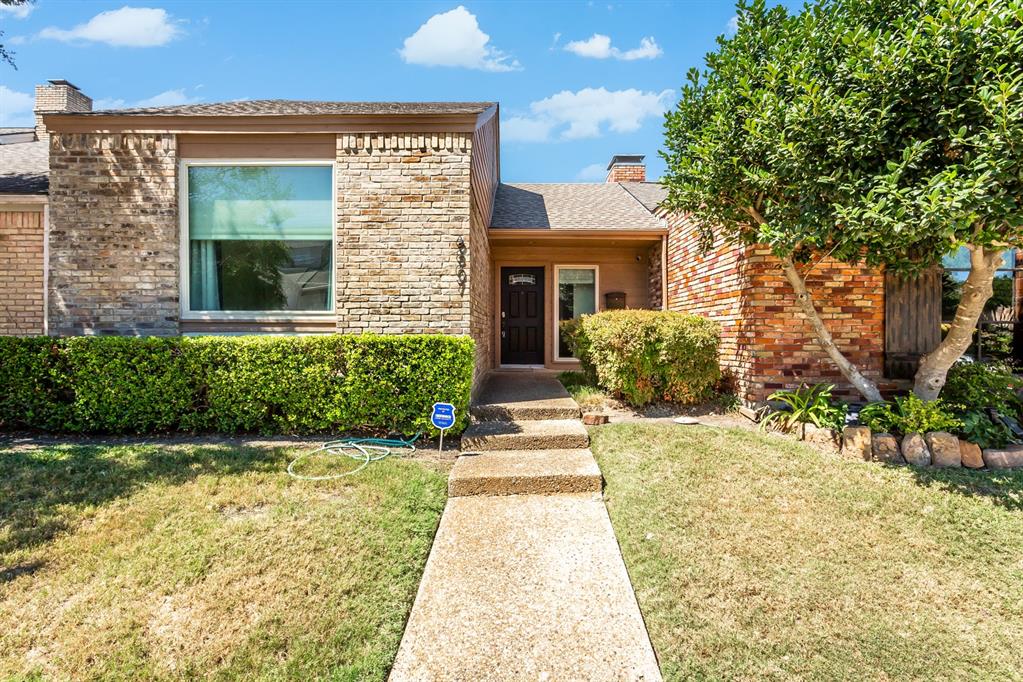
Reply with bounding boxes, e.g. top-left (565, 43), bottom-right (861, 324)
top-left (779, 256), bottom-right (884, 402)
top-left (914, 245), bottom-right (1002, 401)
